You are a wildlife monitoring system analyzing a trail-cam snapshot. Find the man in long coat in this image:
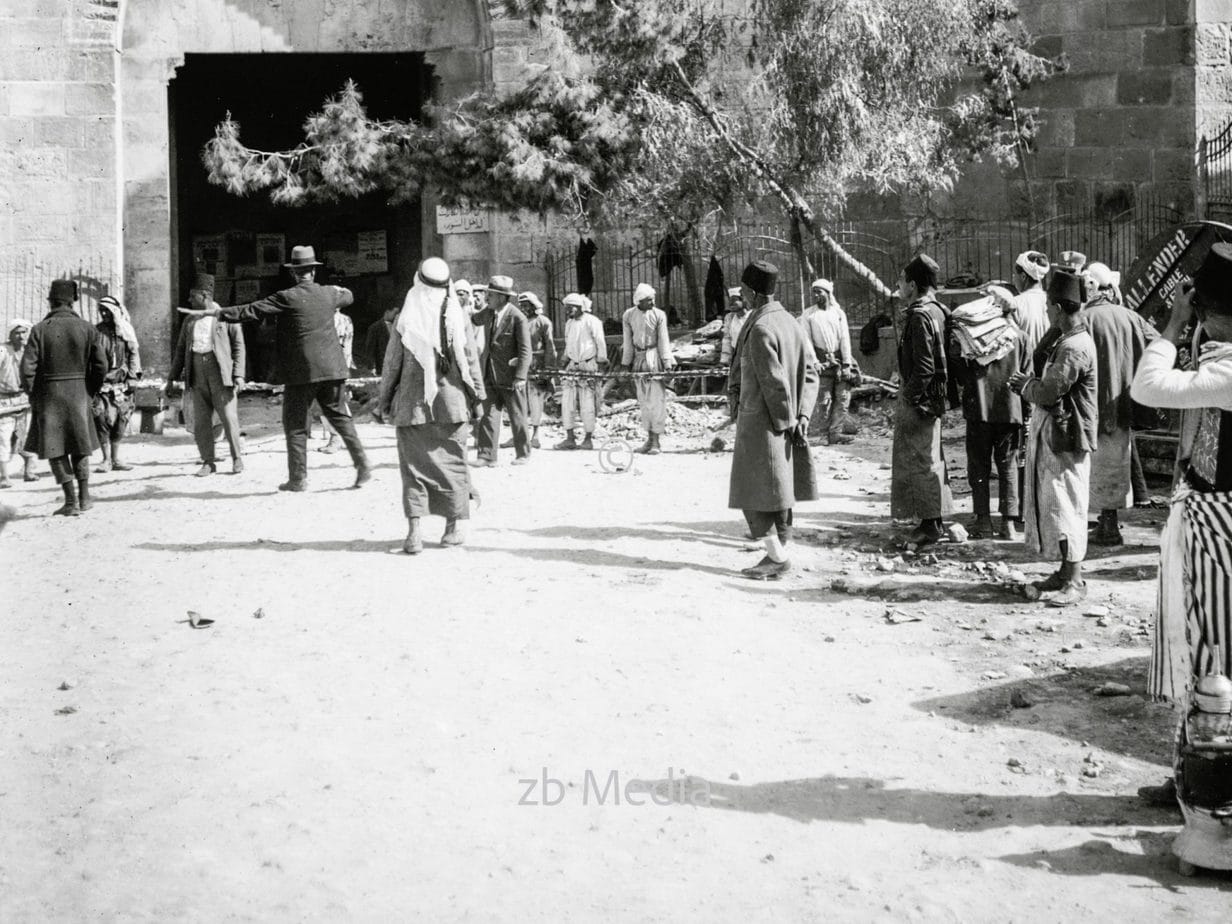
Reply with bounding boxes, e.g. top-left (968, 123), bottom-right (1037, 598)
top-left (471, 275), bottom-right (532, 467)
top-left (179, 245), bottom-right (371, 491)
top-left (20, 279), bottom-right (109, 515)
top-left (727, 260), bottom-right (819, 580)
top-left (1083, 261), bottom-right (1158, 546)
top-left (378, 258), bottom-right (486, 554)
top-left (891, 253), bottom-right (953, 544)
